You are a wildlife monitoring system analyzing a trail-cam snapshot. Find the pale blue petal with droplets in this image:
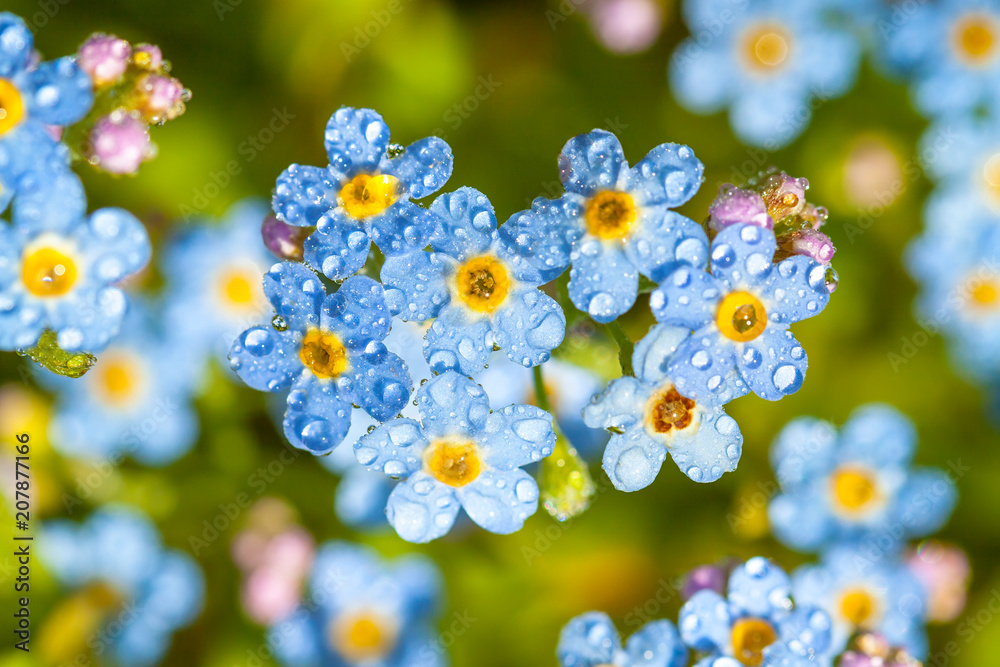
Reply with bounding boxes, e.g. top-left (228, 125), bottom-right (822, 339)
top-left (381, 250), bottom-right (452, 321)
top-left (625, 143), bottom-right (704, 208)
top-left (229, 326), bottom-right (301, 392)
top-left (666, 334), bottom-right (747, 405)
top-left (602, 426), bottom-right (666, 492)
top-left (632, 324), bottom-right (693, 386)
top-left (558, 129), bottom-right (627, 197)
top-left (557, 611), bottom-right (621, 667)
top-left (895, 468), bottom-right (957, 537)
top-left (736, 326), bottom-right (808, 401)
top-left (78, 208), bottom-right (152, 282)
top-left (727, 557), bottom-right (792, 620)
top-left (22, 57), bottom-right (93, 126)
top-left (272, 164), bottom-right (340, 227)
top-left (762, 255), bottom-right (830, 325)
top-left (669, 410), bottom-right (742, 483)
top-left (11, 161), bottom-right (86, 233)
top-left (769, 417), bottom-right (837, 490)
top-left (354, 418), bottom-right (429, 479)
top-left (773, 605), bottom-right (832, 660)
top-left (283, 373), bottom-right (352, 454)
top-left (679, 590), bottom-right (731, 652)
top-left (838, 403), bottom-right (916, 469)
top-left (369, 199), bottom-right (439, 257)
top-left (568, 240), bottom-right (638, 322)
top-left (582, 376), bottom-right (649, 432)
top-left (624, 620), bottom-right (687, 667)
top-left (337, 343), bottom-right (411, 421)
top-left (650, 265), bottom-right (722, 330)
top-left (0, 13), bottom-right (32, 77)
top-left (415, 370), bottom-right (491, 439)
top-left (303, 210), bottom-right (371, 281)
top-left (491, 286), bottom-right (565, 368)
top-left (457, 467), bottom-right (538, 534)
top-left (426, 186), bottom-right (496, 261)
top-left (501, 195), bottom-right (585, 283)
top-left (386, 472), bottom-right (461, 543)
top-left (709, 223), bottom-right (777, 289)
top-left (768, 488), bottom-right (836, 553)
top-left (625, 209), bottom-right (709, 283)
top-left (476, 404), bottom-right (555, 470)
top-left (423, 305), bottom-right (492, 376)
top-left (334, 468), bottom-right (392, 528)
top-left (321, 276), bottom-right (391, 349)
top-left (380, 136), bottom-right (454, 200)
top-left (262, 262), bottom-right (324, 332)
top-left (322, 107), bottom-right (390, 178)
